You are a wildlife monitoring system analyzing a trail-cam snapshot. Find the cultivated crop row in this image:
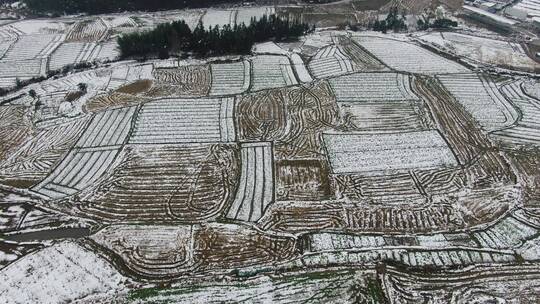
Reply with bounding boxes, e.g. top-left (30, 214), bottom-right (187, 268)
top-left (493, 80), bottom-right (540, 147)
top-left (437, 73), bottom-right (518, 131)
top-left (308, 45), bottom-right (355, 78)
top-left (129, 97), bottom-right (234, 144)
top-left (209, 60), bottom-right (251, 95)
top-left (353, 36), bottom-right (469, 74)
top-left (226, 142), bottom-right (274, 222)
top-left (329, 72), bottom-right (418, 102)
top-left (74, 144), bottom-right (239, 222)
top-left (250, 55), bottom-right (298, 91)
top-left (323, 130), bottom-right (458, 174)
